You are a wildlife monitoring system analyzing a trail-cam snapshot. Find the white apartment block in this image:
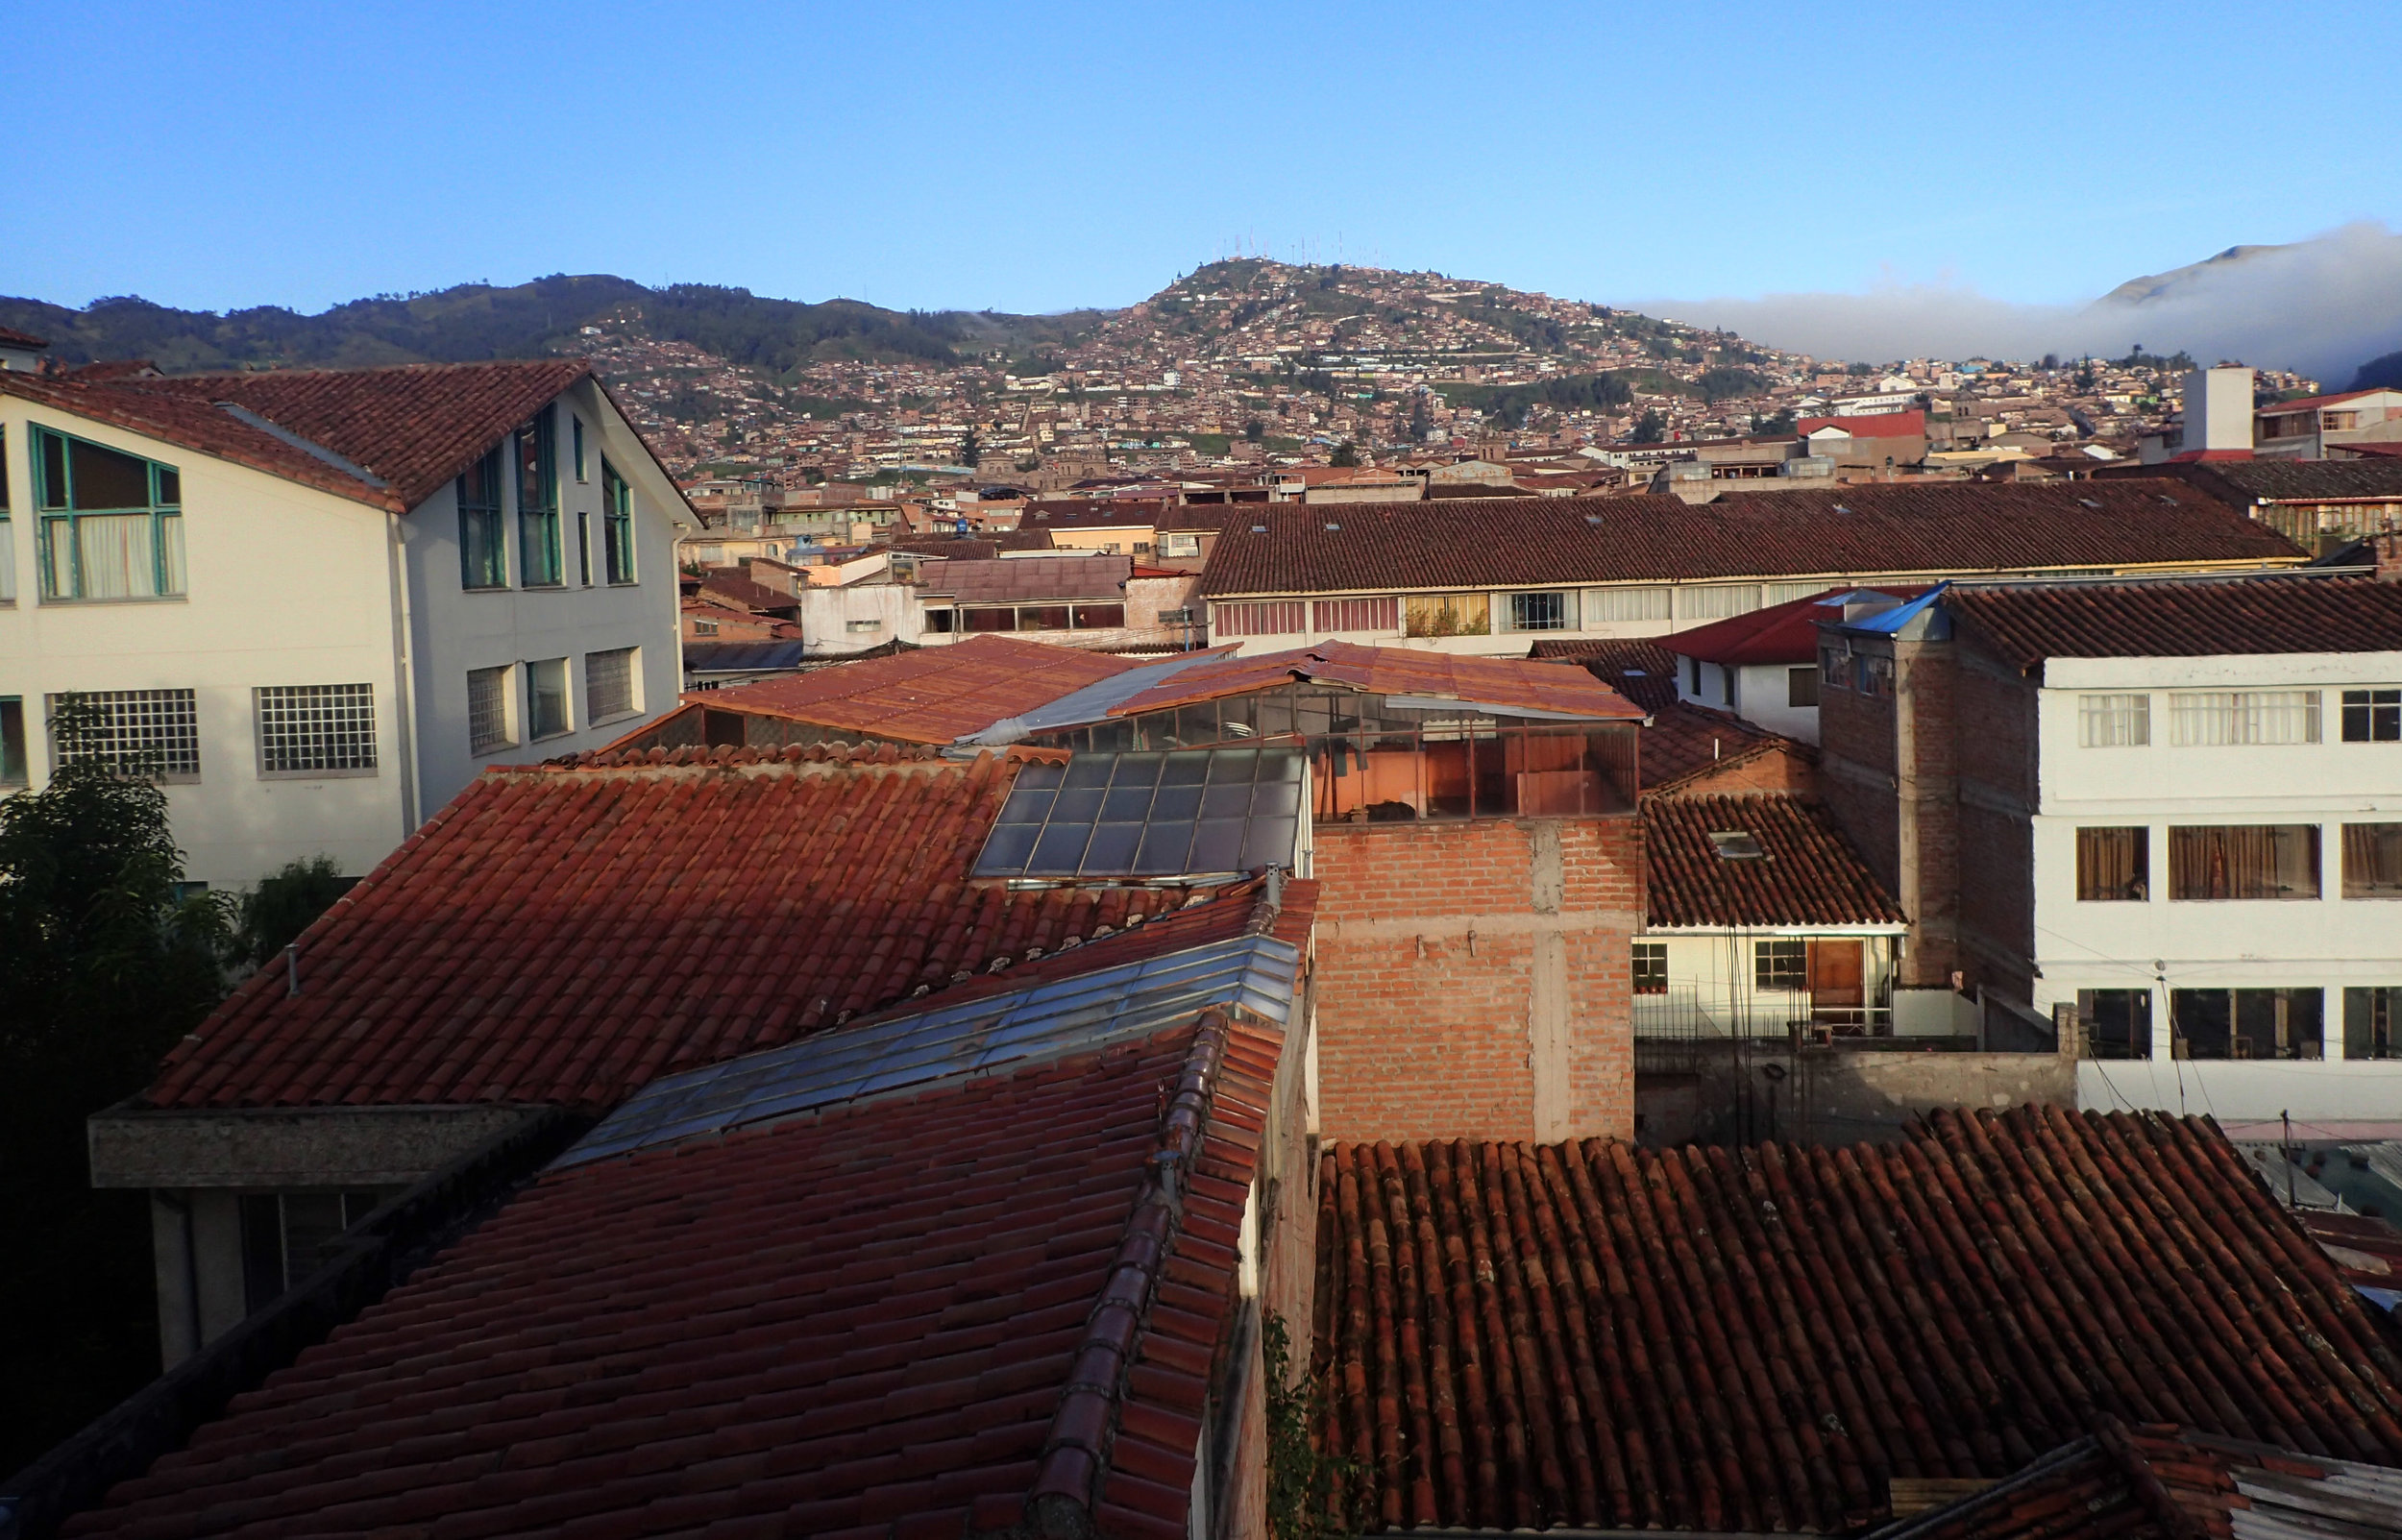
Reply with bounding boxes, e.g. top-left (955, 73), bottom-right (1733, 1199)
top-left (0, 361), bottom-right (690, 891)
